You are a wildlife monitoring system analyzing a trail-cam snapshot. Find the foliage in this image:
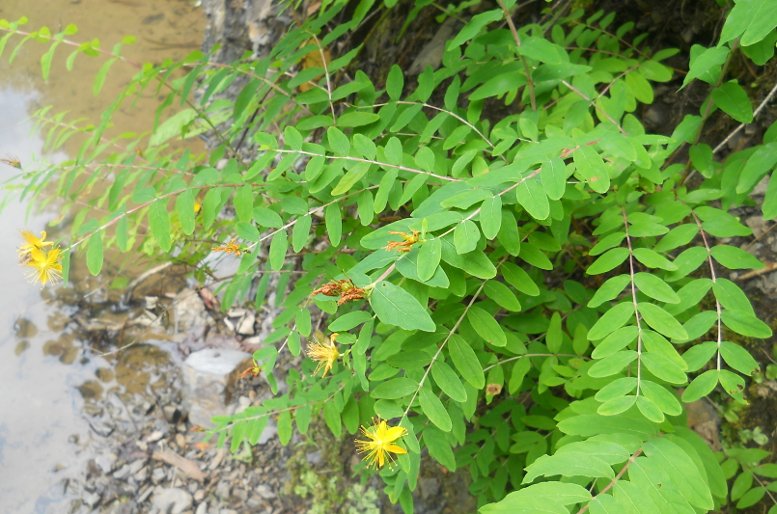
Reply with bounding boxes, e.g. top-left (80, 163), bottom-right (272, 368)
top-left (3, 0), bottom-right (777, 513)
